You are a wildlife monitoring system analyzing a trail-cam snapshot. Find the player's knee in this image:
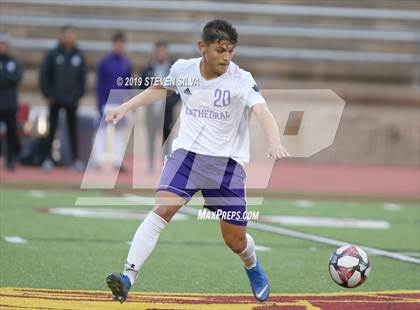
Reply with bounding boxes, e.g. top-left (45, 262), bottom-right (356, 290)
top-left (153, 192), bottom-right (185, 222)
top-left (152, 205), bottom-right (178, 222)
top-left (224, 235), bottom-right (246, 254)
